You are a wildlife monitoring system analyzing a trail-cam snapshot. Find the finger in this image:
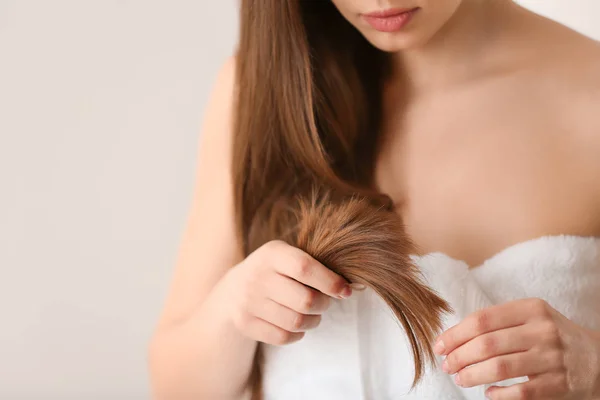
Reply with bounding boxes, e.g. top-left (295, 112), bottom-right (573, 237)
top-left (236, 313), bottom-right (305, 346)
top-left (349, 283), bottom-right (367, 291)
top-left (267, 273), bottom-right (331, 315)
top-left (455, 349), bottom-right (564, 388)
top-left (435, 298), bottom-right (554, 356)
top-left (443, 324), bottom-right (540, 374)
top-left (251, 298), bottom-right (322, 332)
top-left (272, 243), bottom-right (352, 299)
top-left (485, 372), bottom-right (568, 400)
